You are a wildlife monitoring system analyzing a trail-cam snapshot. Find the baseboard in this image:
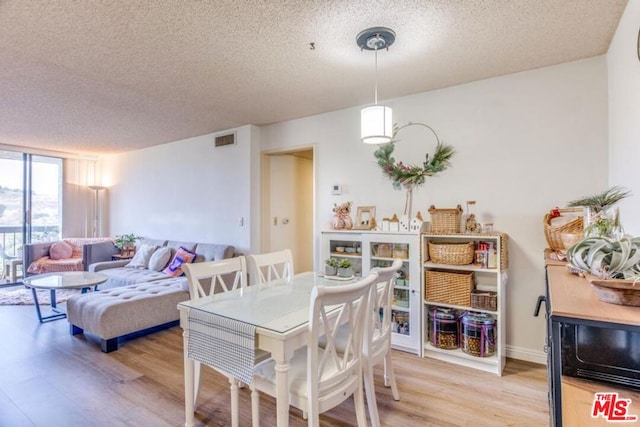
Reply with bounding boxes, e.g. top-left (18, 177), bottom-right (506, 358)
top-left (506, 344), bottom-right (547, 365)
